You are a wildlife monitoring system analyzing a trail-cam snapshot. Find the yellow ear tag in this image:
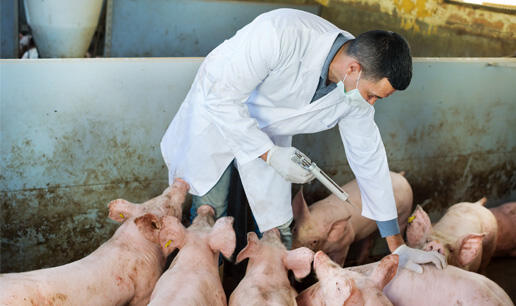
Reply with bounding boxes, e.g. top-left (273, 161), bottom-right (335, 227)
top-left (119, 213), bottom-right (125, 219)
top-left (165, 240), bottom-right (171, 248)
top-left (408, 215), bottom-right (415, 223)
